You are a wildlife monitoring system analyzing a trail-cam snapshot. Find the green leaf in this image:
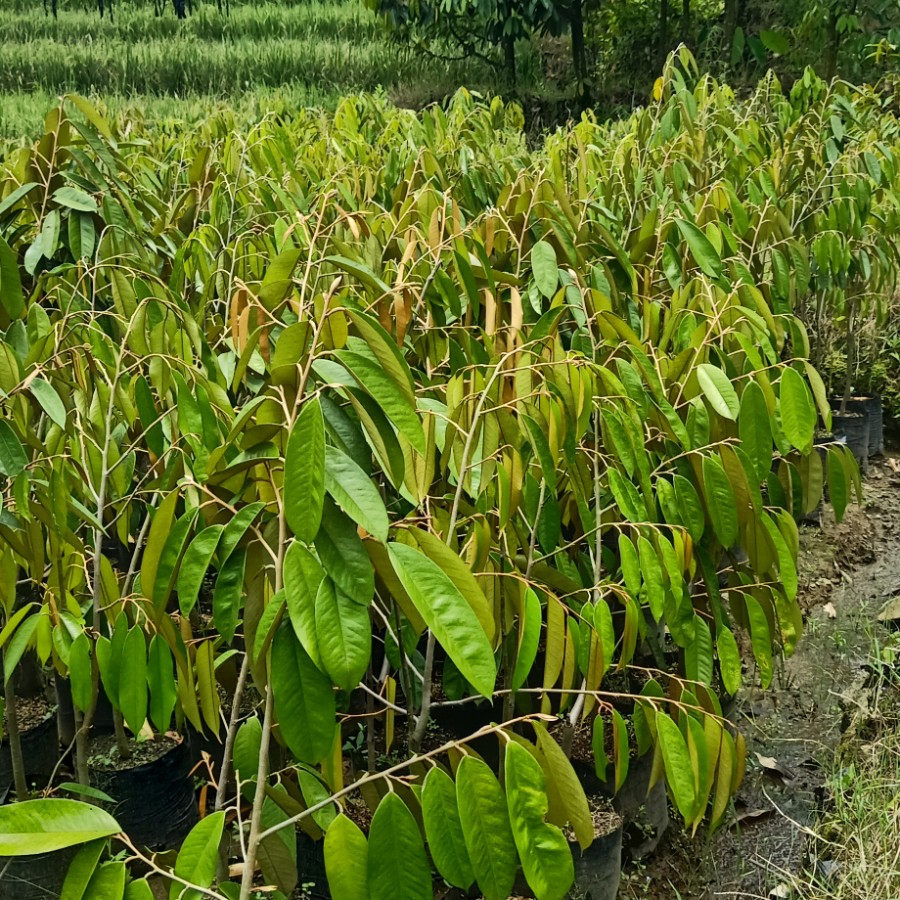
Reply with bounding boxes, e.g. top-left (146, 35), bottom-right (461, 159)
top-left (285, 398), bottom-right (325, 543)
top-left (696, 364), bottom-right (740, 421)
top-left (739, 380), bottom-right (772, 482)
top-left (120, 626), bottom-right (148, 735)
top-left (140, 490), bottom-right (178, 601)
top-left (702, 455), bottom-right (738, 547)
top-left (213, 548), bottom-right (246, 644)
top-left (0, 236), bottom-right (25, 321)
top-left (533, 724), bottom-right (593, 851)
top-left (685, 615), bottom-right (714, 686)
top-left (151, 509), bottom-right (197, 609)
top-left (608, 468), bottom-right (645, 522)
top-left (53, 186), bottom-right (98, 212)
top-left (169, 811), bottom-right (225, 900)
top-left (337, 350), bottom-right (425, 454)
top-left (618, 534), bottom-right (641, 597)
top-left (0, 422), bottom-right (27, 478)
top-left (55, 783), bottom-right (115, 804)
top-left (233, 717), bottom-right (262, 796)
top-left (258, 246), bottom-right (302, 311)
top-left (84, 861), bottom-right (125, 897)
top-left (779, 367), bottom-right (816, 451)
top-left (675, 220), bottom-right (724, 280)
top-left (148, 636), bottom-right (177, 733)
top-left (68, 211), bottom-right (95, 261)
top-left (124, 880), bottom-right (154, 900)
top-left (456, 756), bottom-right (518, 900)
top-left (68, 630), bottom-right (93, 709)
top-left (324, 815), bottom-right (370, 900)
top-left (405, 528), bottom-right (494, 642)
top-left (804, 361), bottom-right (832, 432)
top-left (327, 255), bottom-right (392, 298)
top-left (0, 800), bottom-right (120, 854)
top-left (638, 536), bottom-right (665, 621)
top-left (611, 708), bottom-right (630, 792)
top-left (28, 378), bottom-right (67, 428)
top-left (60, 838), bottom-right (105, 900)
top-left (710, 730), bottom-right (735, 833)
top-left (504, 742), bottom-right (574, 900)
top-left (134, 376), bottom-right (164, 459)
top-left (387, 543), bottom-right (496, 698)
top-left (271, 626), bottom-right (335, 764)
top-left (0, 182), bottom-right (38, 218)
top-left (673, 474), bottom-right (705, 540)
top-left (314, 578), bottom-right (371, 691)
top-left (218, 502), bottom-right (265, 563)
top-left (511, 588), bottom-right (542, 691)
top-left (323, 445), bottom-right (389, 543)
top-left (716, 626), bottom-right (742, 696)
top-left (177, 525), bottom-right (223, 616)
top-left (368, 793), bottom-right (431, 900)
top-left (592, 715), bottom-right (609, 782)
top-left (745, 594), bottom-right (773, 688)
top-left (759, 29), bottom-right (789, 55)
top-left (298, 769), bottom-right (337, 831)
top-left (656, 713), bottom-right (698, 823)
top-left (827, 446), bottom-right (848, 522)
top-left (284, 541), bottom-right (325, 666)
top-left (258, 792), bottom-right (298, 894)
top-left (315, 500), bottom-right (375, 603)
top-left (532, 240), bottom-right (559, 300)
top-left (422, 768), bottom-right (474, 889)
top-left (761, 514), bottom-right (798, 602)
